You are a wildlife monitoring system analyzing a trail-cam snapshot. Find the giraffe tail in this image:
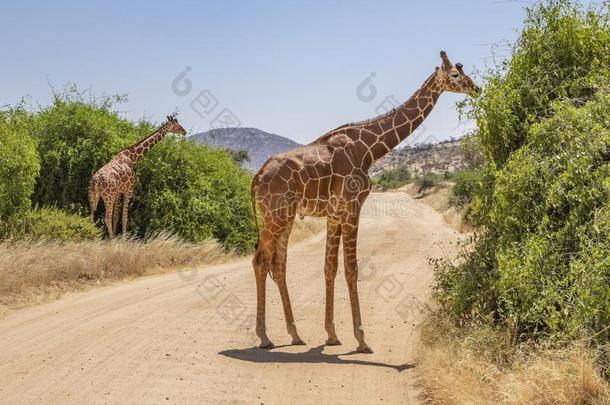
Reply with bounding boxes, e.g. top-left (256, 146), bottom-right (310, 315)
top-left (88, 181), bottom-right (101, 222)
top-left (250, 173), bottom-right (260, 249)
